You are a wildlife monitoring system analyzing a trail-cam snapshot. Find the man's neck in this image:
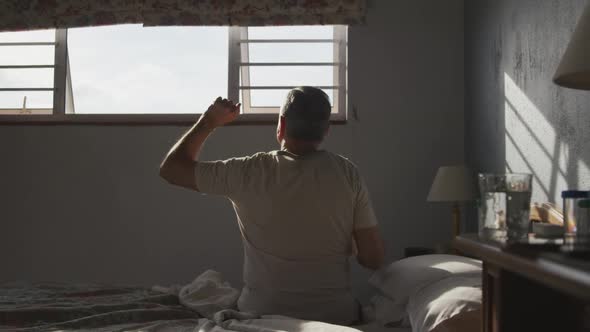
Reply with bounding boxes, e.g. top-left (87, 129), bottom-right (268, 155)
top-left (281, 140), bottom-right (320, 156)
